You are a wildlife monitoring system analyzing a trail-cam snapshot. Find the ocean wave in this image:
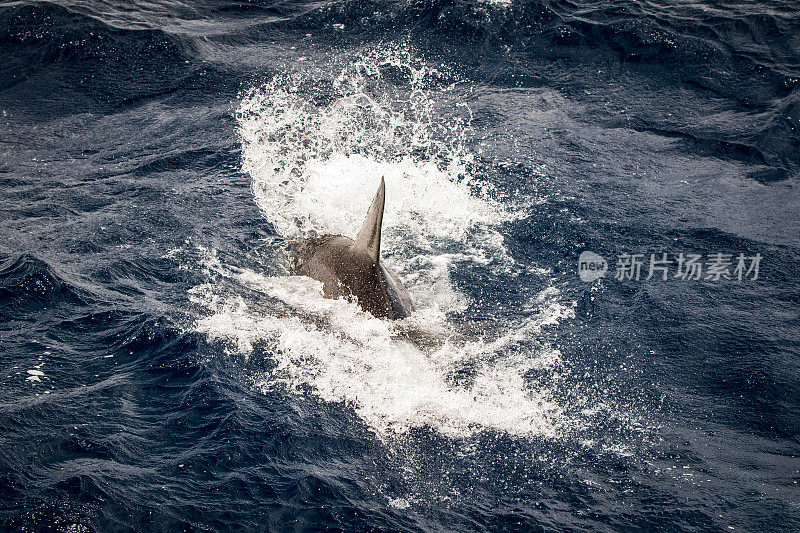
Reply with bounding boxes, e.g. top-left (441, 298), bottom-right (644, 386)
top-left (0, 1), bottom-right (194, 112)
top-left (278, 0), bottom-right (799, 176)
top-left (0, 253), bottom-right (89, 318)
